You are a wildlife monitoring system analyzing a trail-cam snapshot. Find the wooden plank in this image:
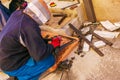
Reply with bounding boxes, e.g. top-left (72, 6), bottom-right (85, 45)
top-left (41, 31), bottom-right (79, 72)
